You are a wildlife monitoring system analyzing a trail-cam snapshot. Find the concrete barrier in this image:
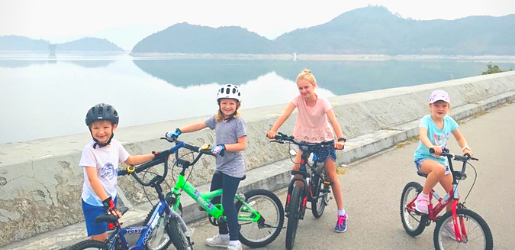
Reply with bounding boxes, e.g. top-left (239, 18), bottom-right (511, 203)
top-left (1, 71), bottom-right (514, 247)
